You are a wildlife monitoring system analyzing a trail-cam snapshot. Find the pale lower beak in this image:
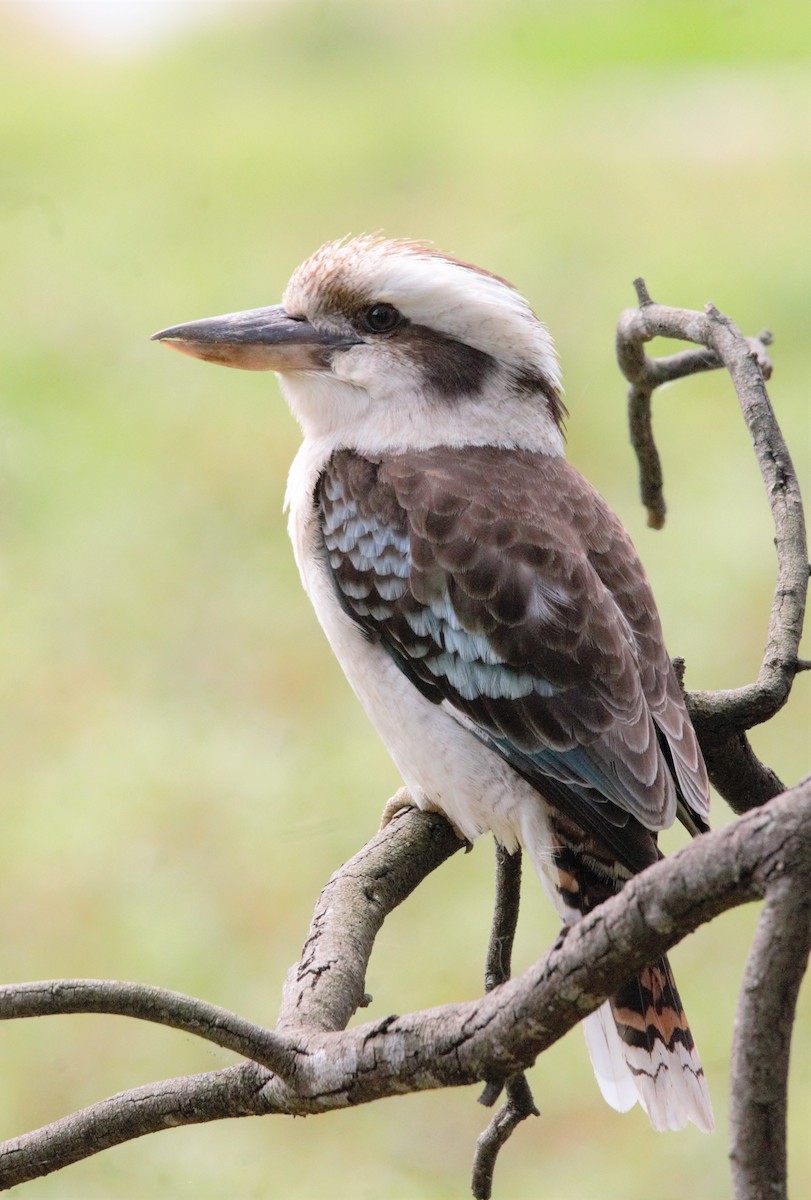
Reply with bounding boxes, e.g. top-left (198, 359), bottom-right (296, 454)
top-left (151, 305), bottom-right (357, 372)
